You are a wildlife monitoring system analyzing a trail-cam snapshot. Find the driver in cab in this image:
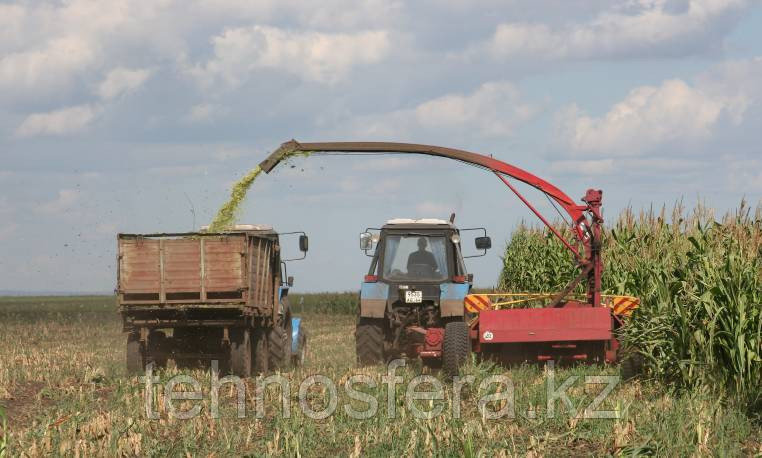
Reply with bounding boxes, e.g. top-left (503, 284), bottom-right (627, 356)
top-left (407, 237), bottom-right (438, 274)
